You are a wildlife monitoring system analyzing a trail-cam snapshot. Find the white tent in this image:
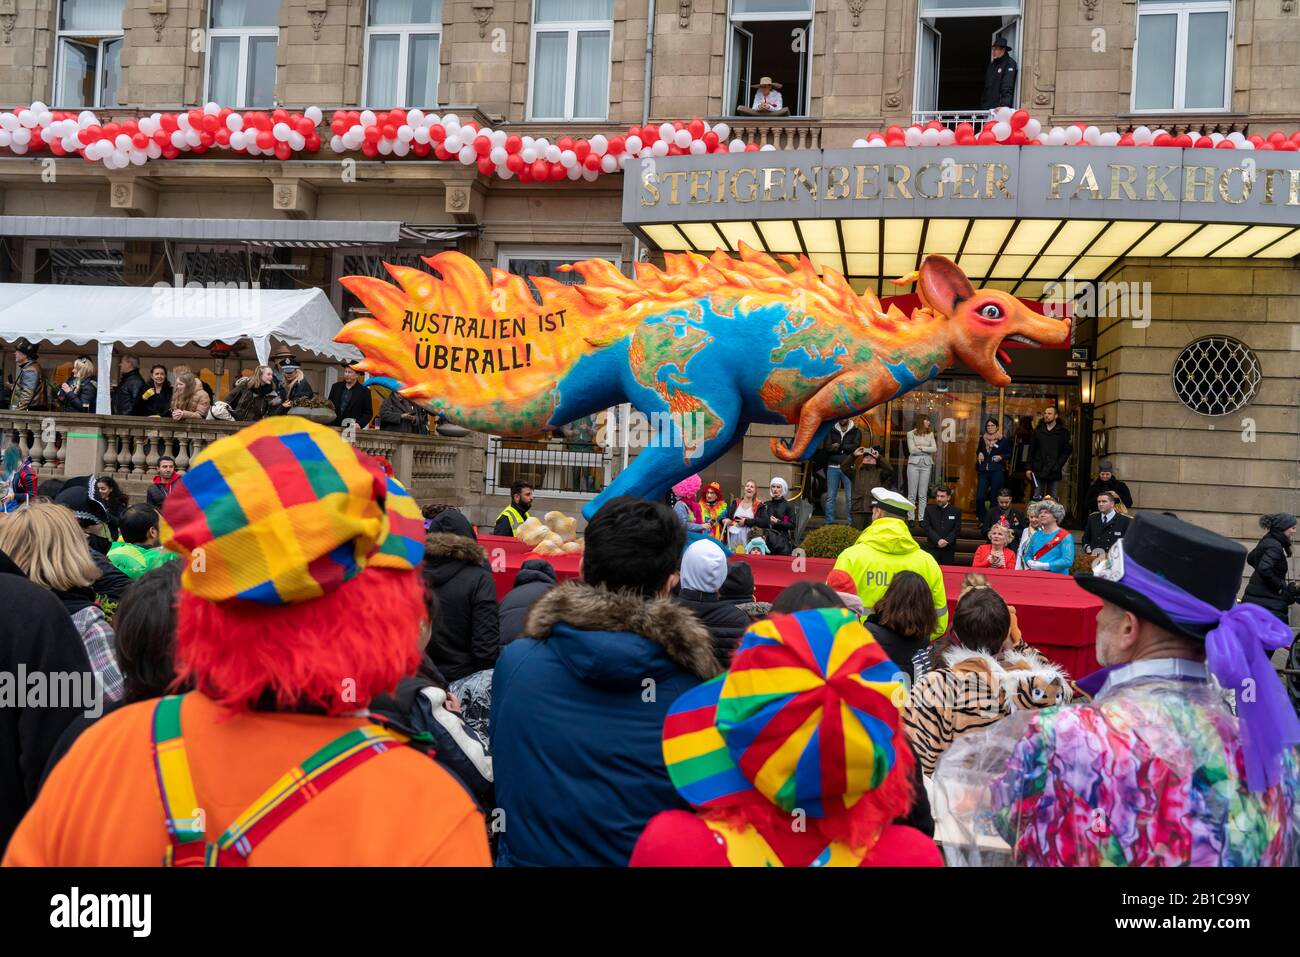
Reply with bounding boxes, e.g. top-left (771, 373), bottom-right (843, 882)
top-left (0, 283), bottom-right (360, 413)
